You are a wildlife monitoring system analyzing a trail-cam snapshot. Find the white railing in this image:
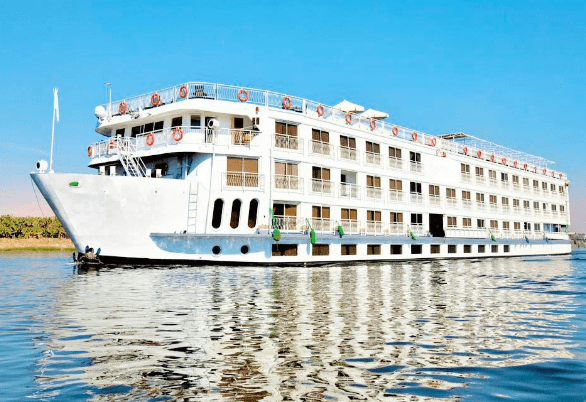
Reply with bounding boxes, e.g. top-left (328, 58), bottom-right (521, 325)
top-left (410, 193), bottom-right (424, 205)
top-left (476, 201), bottom-right (486, 210)
top-left (410, 224), bottom-right (425, 235)
top-left (339, 146), bottom-right (358, 162)
top-left (364, 152), bottom-right (382, 167)
top-left (366, 186), bottom-right (383, 201)
top-left (310, 218), bottom-right (335, 232)
top-left (273, 134), bottom-right (303, 152)
top-left (273, 175), bottom-right (303, 192)
top-left (475, 175), bottom-right (485, 185)
top-left (102, 81), bottom-right (567, 181)
top-left (223, 172), bottom-right (264, 189)
top-left (429, 195), bottom-right (442, 207)
top-left (366, 221), bottom-right (384, 235)
top-left (311, 179), bottom-right (333, 196)
top-left (90, 127), bottom-right (258, 159)
top-left (409, 161), bottom-right (423, 174)
top-left (388, 223), bottom-right (404, 234)
top-left (462, 200), bottom-right (473, 209)
top-left (446, 198), bottom-right (458, 209)
top-left (461, 172), bottom-right (472, 183)
top-left (388, 157), bottom-right (403, 170)
top-left (445, 228), bottom-right (487, 238)
top-left (272, 216), bottom-right (306, 231)
top-left (339, 183), bottom-right (360, 199)
top-left (339, 219), bottom-right (360, 234)
top-left (489, 204), bottom-right (498, 213)
top-left (489, 178), bottom-right (499, 187)
top-left (524, 208), bottom-right (531, 216)
top-left (389, 190), bottom-right (405, 203)
top-left (309, 140), bottom-right (334, 158)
